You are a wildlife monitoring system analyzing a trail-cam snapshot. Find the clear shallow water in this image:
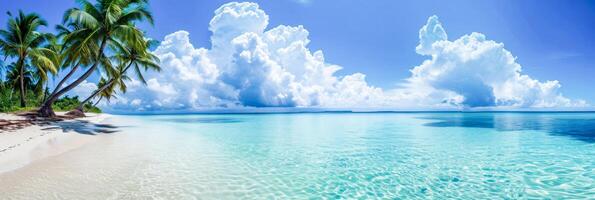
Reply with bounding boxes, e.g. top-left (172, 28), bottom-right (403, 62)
top-left (1, 113), bottom-right (594, 199)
